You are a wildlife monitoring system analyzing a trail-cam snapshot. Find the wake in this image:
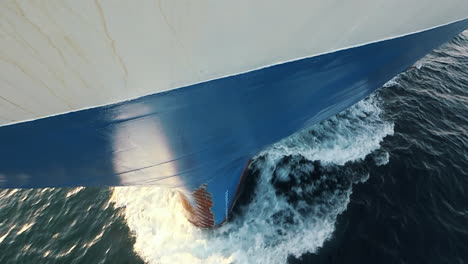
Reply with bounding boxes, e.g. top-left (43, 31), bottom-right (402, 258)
top-left (111, 93), bottom-right (393, 264)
